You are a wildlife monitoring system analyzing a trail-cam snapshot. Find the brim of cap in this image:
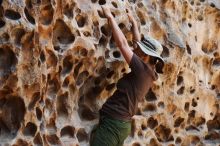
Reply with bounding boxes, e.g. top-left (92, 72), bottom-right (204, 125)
top-left (136, 41), bottom-right (164, 64)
